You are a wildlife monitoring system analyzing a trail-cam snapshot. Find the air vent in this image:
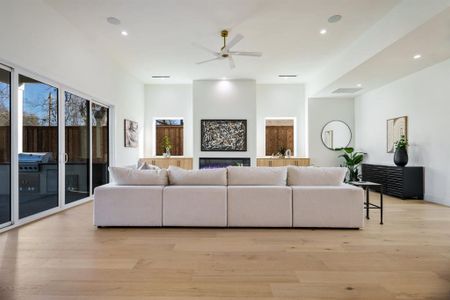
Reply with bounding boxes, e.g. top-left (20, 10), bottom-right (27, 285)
top-left (152, 75), bottom-right (170, 79)
top-left (332, 88), bottom-right (362, 94)
top-left (278, 74), bottom-right (297, 78)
